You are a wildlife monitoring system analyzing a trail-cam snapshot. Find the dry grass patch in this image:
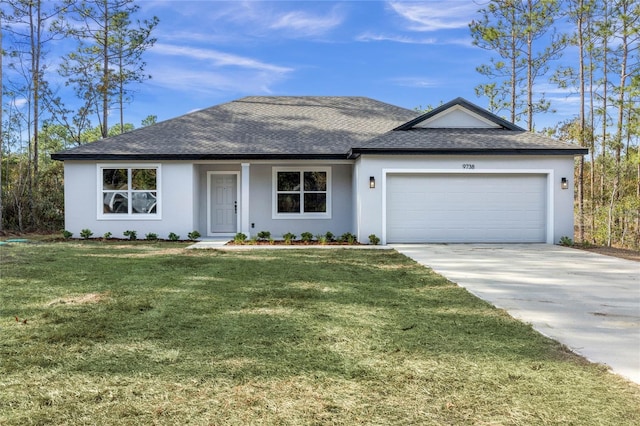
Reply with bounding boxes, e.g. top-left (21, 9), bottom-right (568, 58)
top-left (46, 291), bottom-right (111, 306)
